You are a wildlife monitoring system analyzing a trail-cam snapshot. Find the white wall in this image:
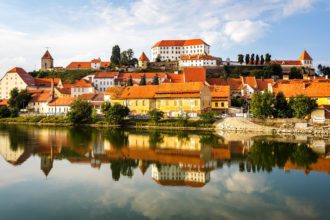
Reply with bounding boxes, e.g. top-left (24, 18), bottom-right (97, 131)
top-left (0, 72), bottom-right (28, 99)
